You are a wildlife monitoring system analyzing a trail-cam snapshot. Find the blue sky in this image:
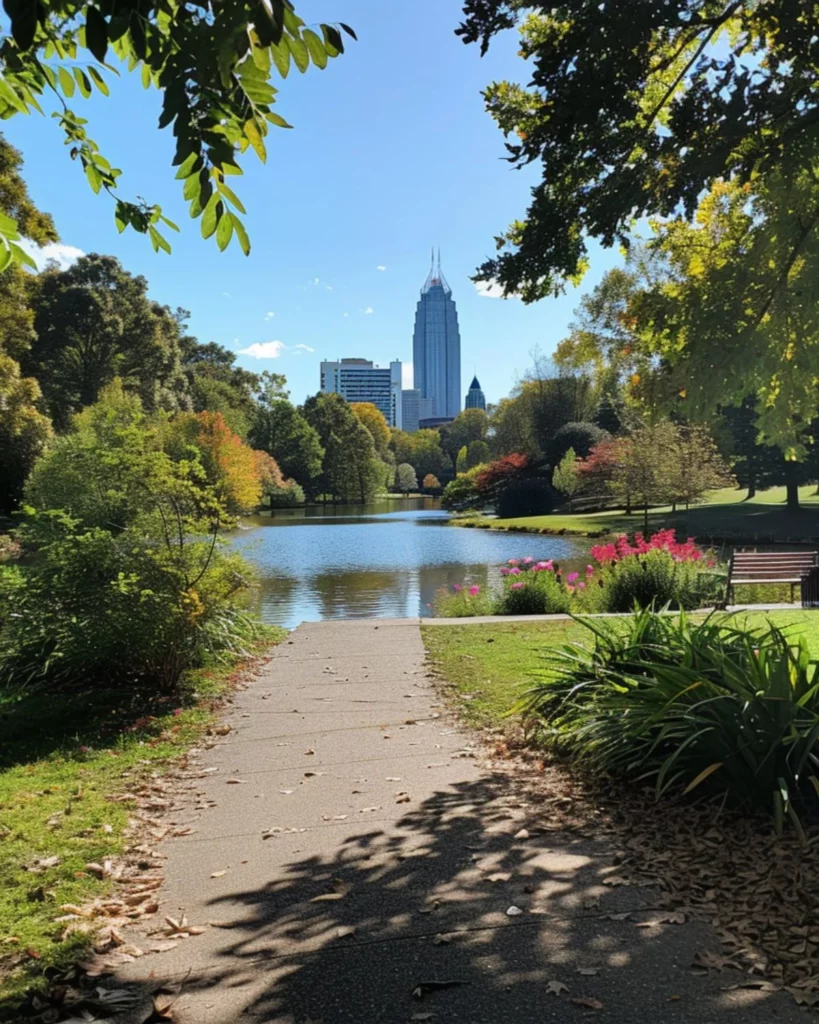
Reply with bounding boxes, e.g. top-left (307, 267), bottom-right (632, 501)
top-left (11, 0), bottom-right (620, 406)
